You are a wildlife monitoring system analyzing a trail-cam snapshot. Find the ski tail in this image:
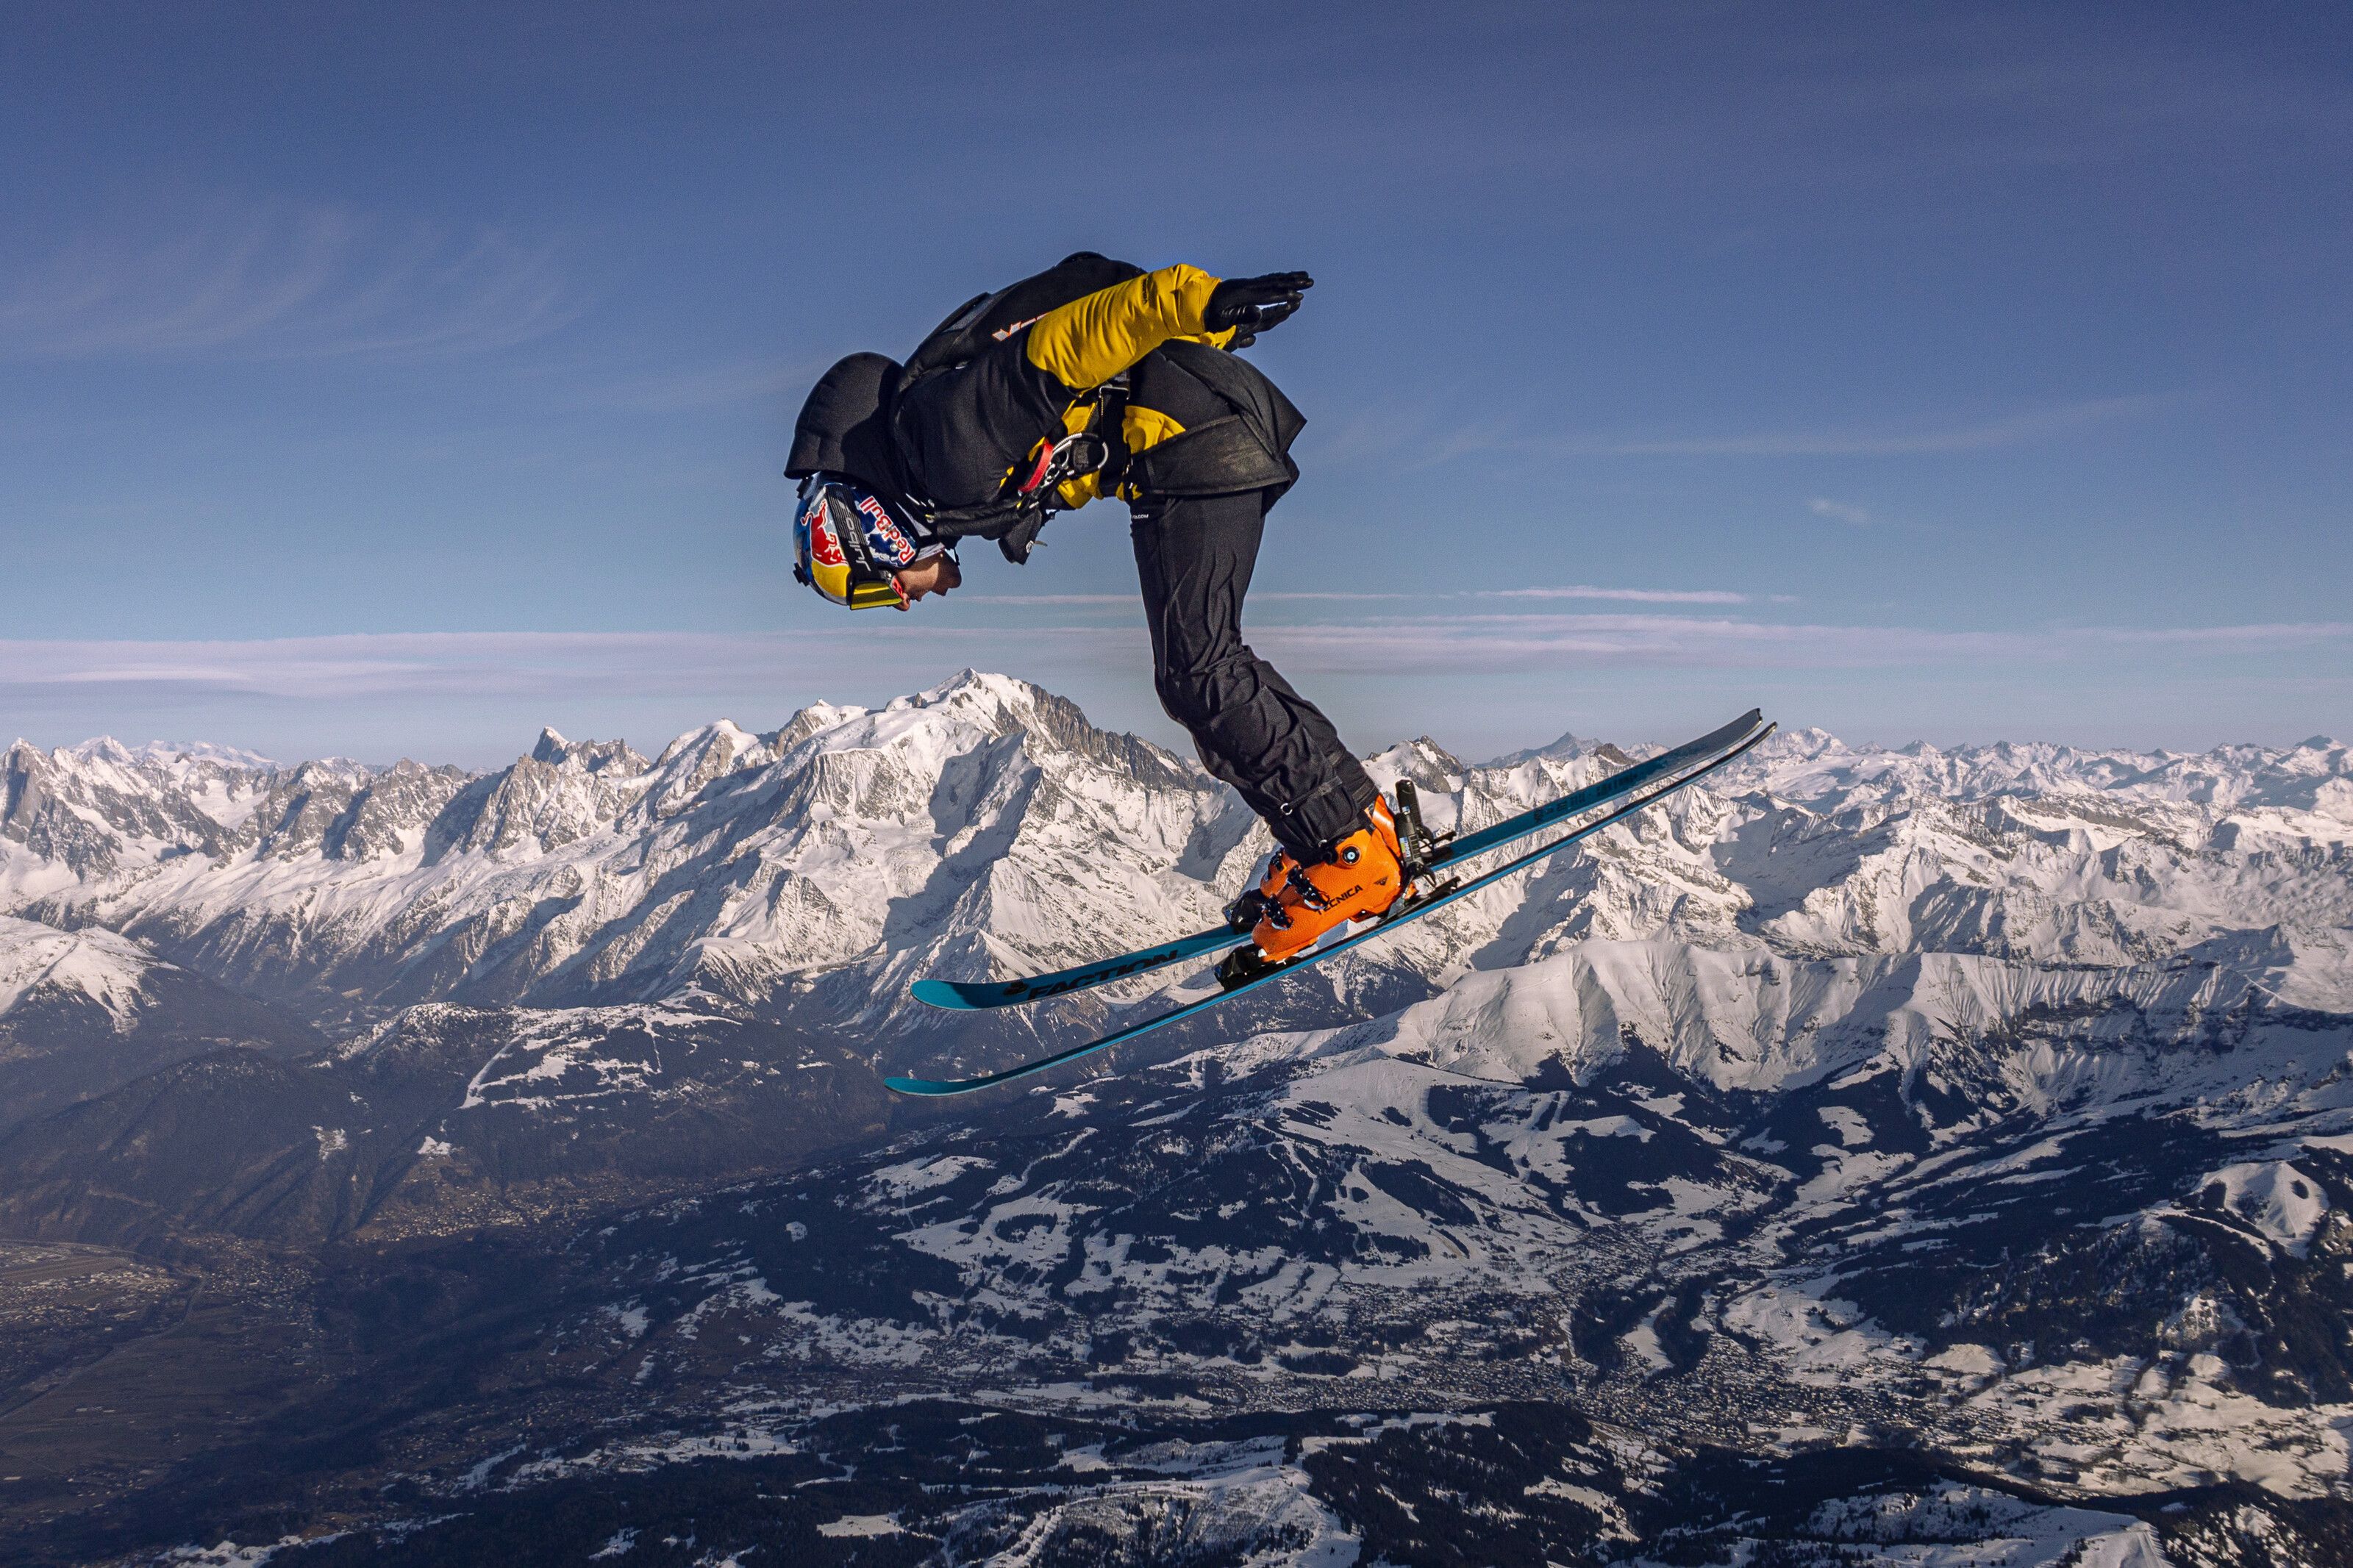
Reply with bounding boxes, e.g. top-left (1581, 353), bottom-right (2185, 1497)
top-left (909, 928), bottom-right (1246, 1010)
